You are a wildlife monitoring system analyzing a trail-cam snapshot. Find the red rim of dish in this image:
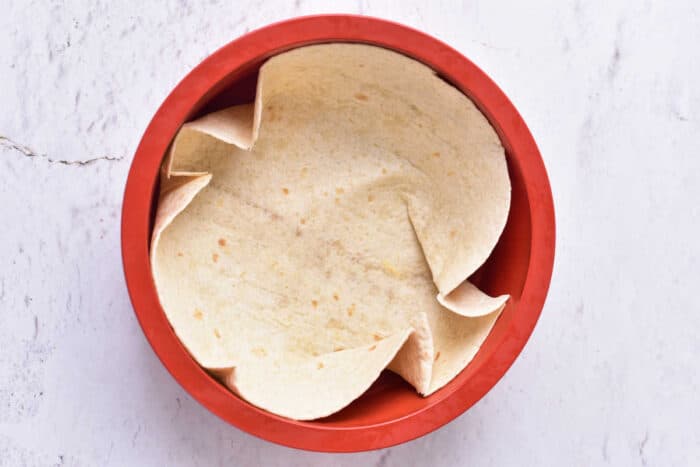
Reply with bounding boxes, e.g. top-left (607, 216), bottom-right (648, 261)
top-left (121, 15), bottom-right (555, 452)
